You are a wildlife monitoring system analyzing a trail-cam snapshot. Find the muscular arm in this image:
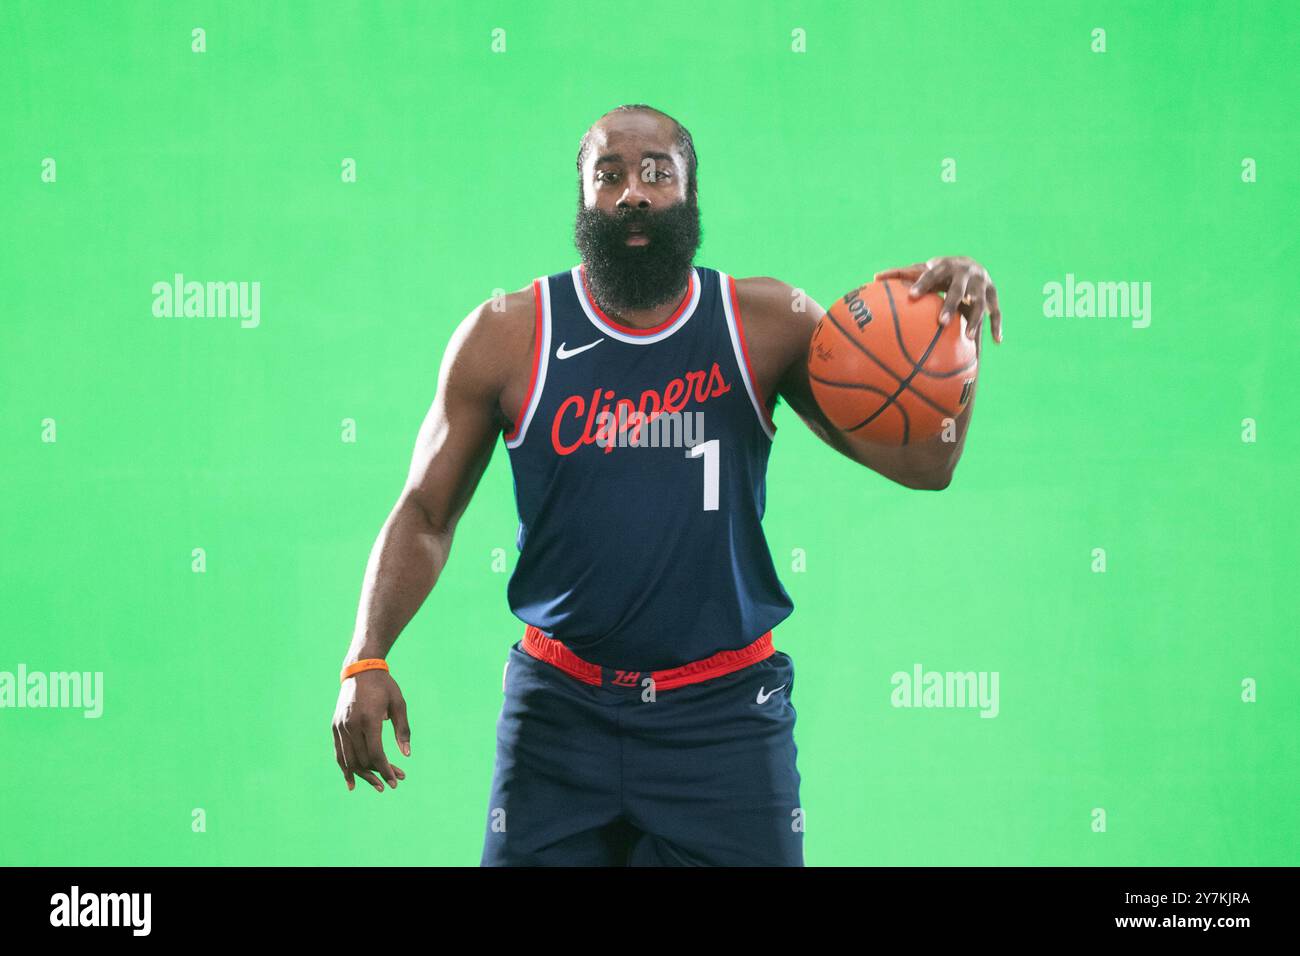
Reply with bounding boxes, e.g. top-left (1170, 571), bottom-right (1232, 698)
top-left (736, 277), bottom-right (979, 491)
top-left (331, 288), bottom-right (534, 793)
top-left (341, 292), bottom-right (530, 667)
